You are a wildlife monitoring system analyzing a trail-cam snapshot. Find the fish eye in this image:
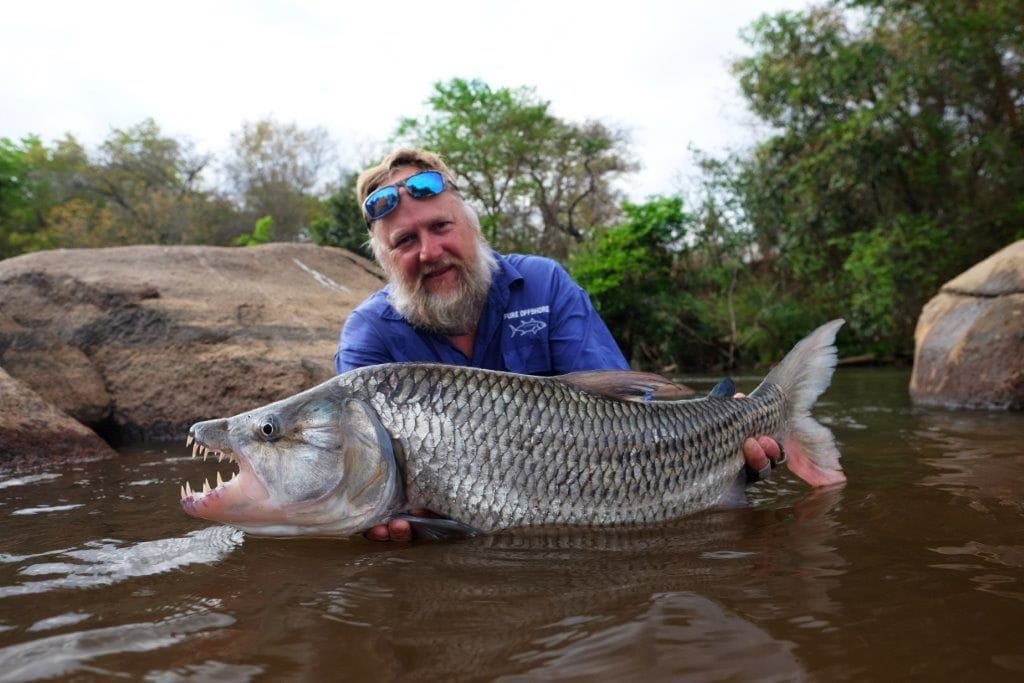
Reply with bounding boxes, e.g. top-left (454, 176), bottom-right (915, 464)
top-left (258, 417), bottom-right (280, 440)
